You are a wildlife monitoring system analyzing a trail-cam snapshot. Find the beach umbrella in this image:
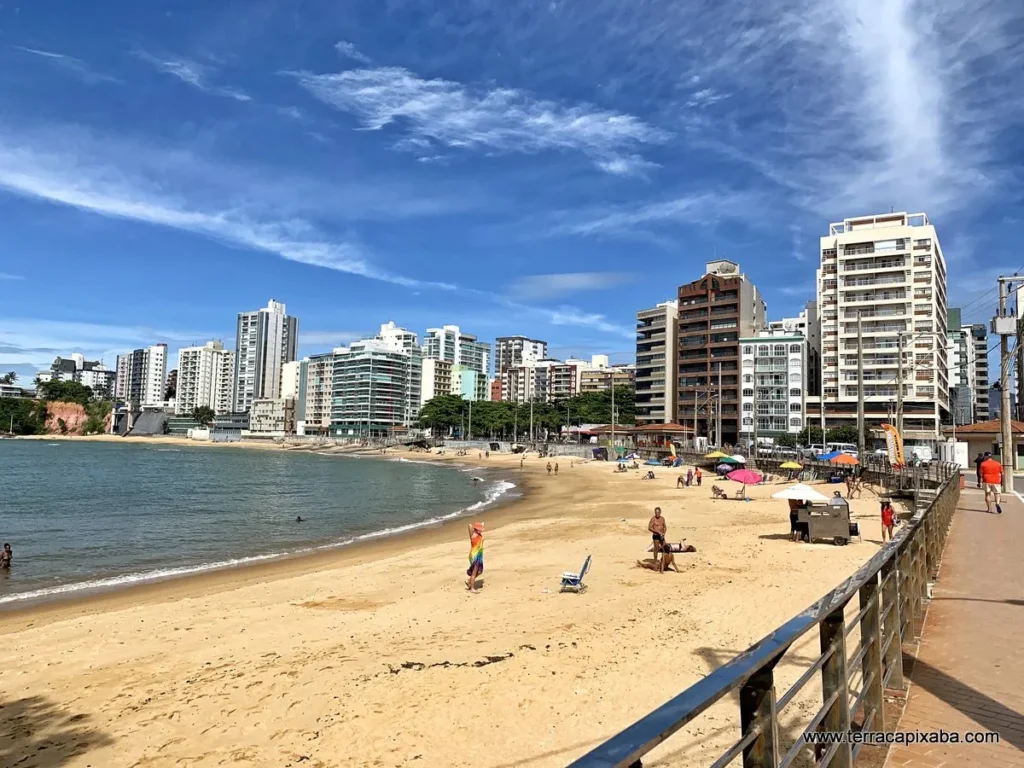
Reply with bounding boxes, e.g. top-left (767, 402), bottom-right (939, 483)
top-left (772, 483), bottom-right (829, 502)
top-left (728, 468), bottom-right (763, 485)
top-left (830, 453), bottom-right (859, 465)
top-left (617, 457), bottom-right (628, 463)
top-left (818, 450), bottom-right (841, 461)
top-left (716, 463), bottom-right (735, 472)
top-left (780, 461), bottom-right (803, 470)
top-left (717, 456), bottom-right (740, 464)
top-left (730, 454), bottom-right (746, 463)
top-left (705, 450), bottom-right (729, 459)
top-left (644, 459), bottom-right (661, 466)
